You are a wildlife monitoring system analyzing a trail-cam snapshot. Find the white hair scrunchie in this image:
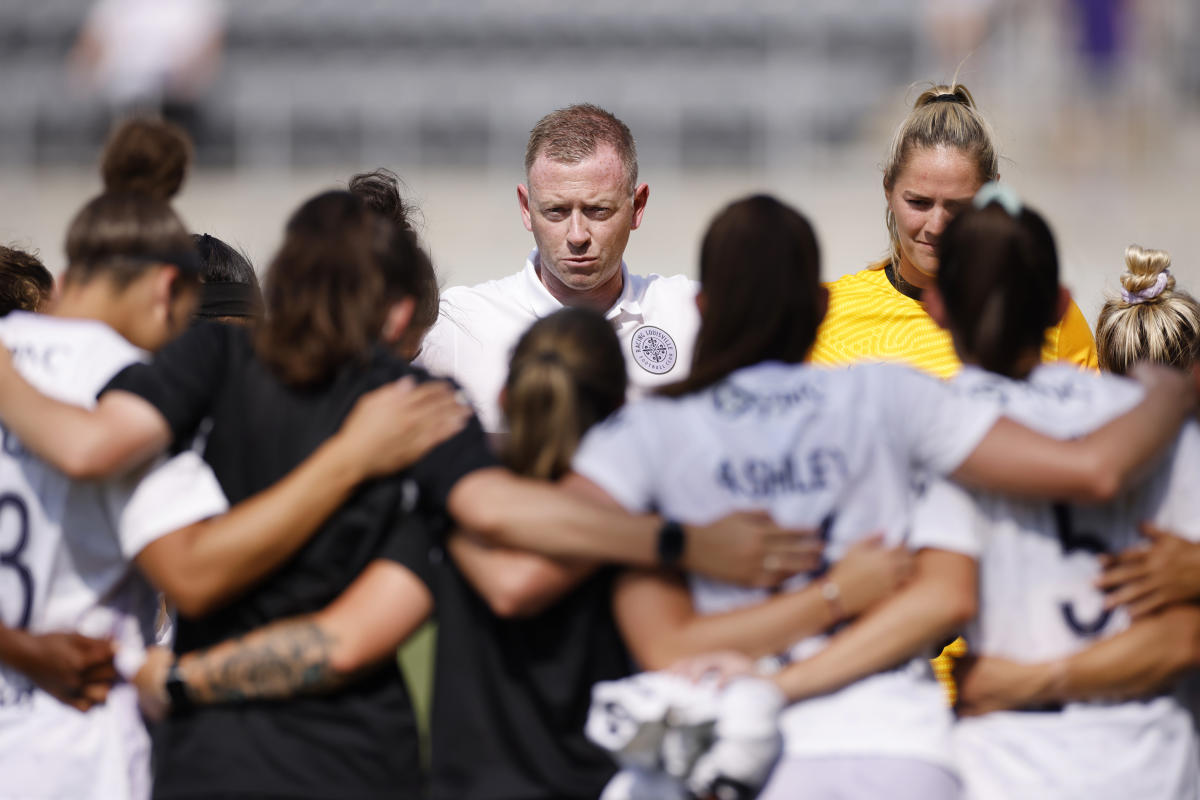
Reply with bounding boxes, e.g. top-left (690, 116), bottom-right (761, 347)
top-left (972, 182), bottom-right (1022, 217)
